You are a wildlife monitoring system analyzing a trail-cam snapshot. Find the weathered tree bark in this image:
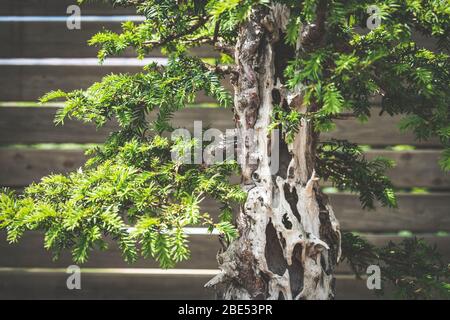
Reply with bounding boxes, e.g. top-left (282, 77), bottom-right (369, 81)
top-left (206, 4), bottom-right (341, 300)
